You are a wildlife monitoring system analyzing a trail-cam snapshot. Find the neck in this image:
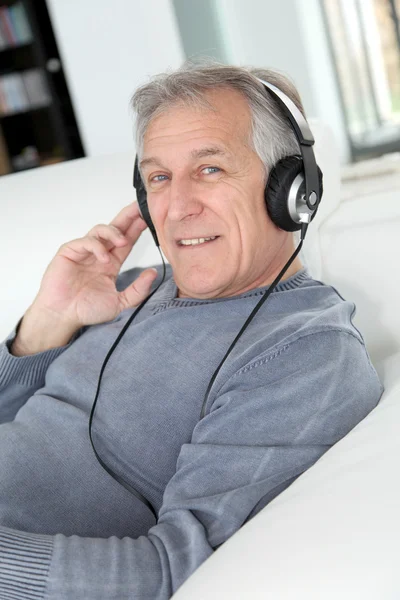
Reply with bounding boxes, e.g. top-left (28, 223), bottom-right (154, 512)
top-left (279, 255), bottom-right (304, 281)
